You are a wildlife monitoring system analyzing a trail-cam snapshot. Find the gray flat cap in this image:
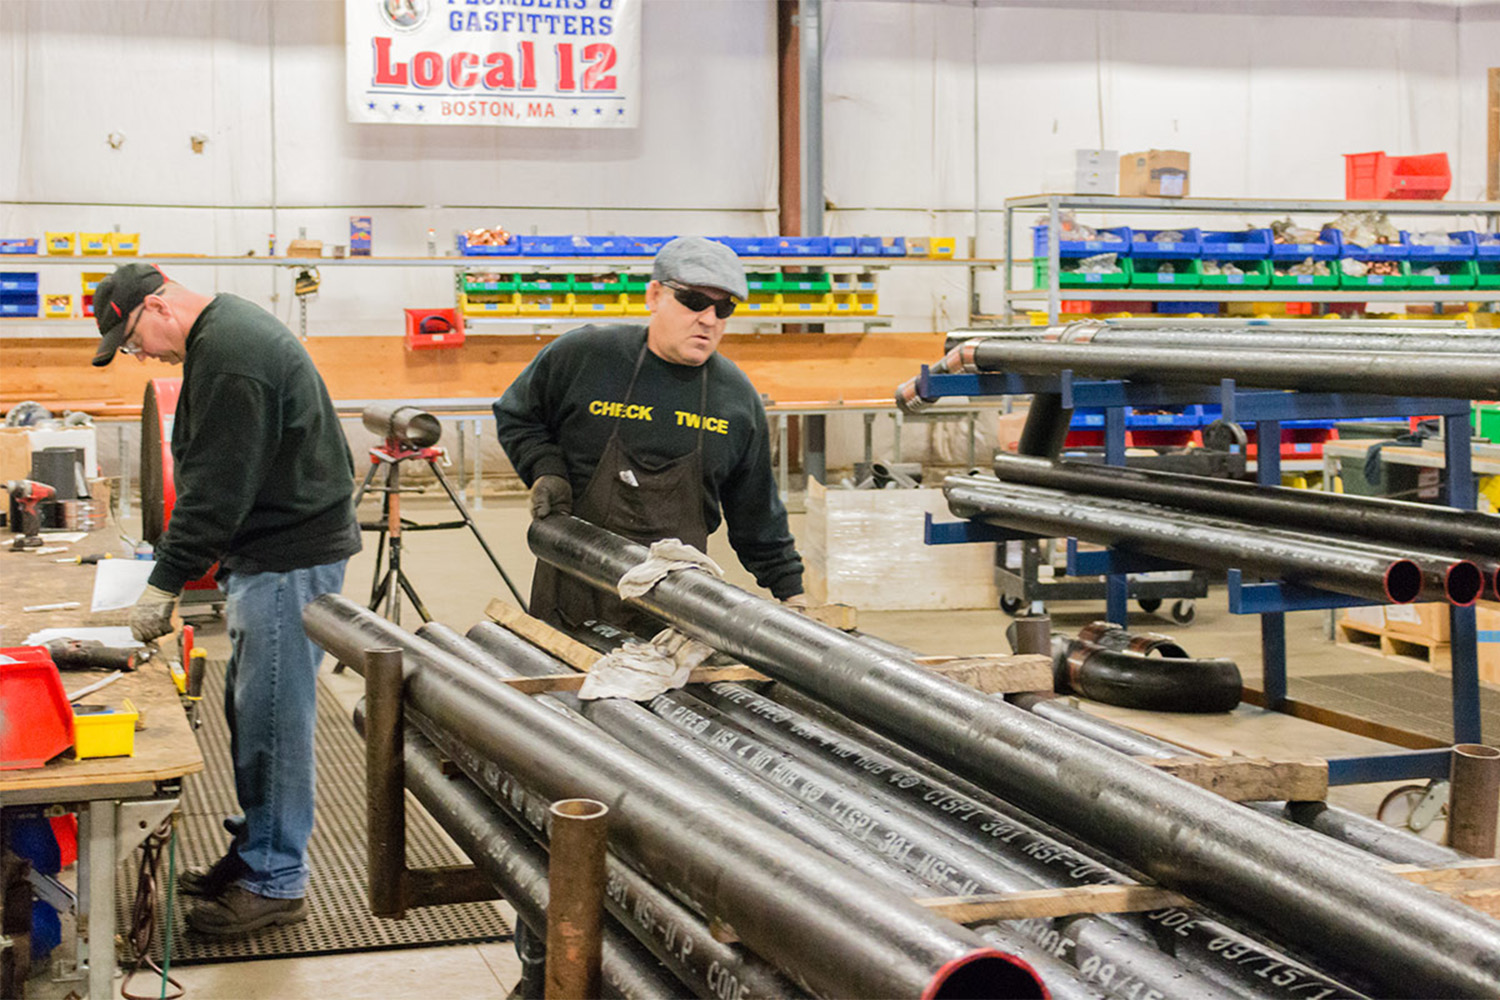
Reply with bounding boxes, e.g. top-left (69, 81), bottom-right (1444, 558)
top-left (652, 236), bottom-right (748, 301)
